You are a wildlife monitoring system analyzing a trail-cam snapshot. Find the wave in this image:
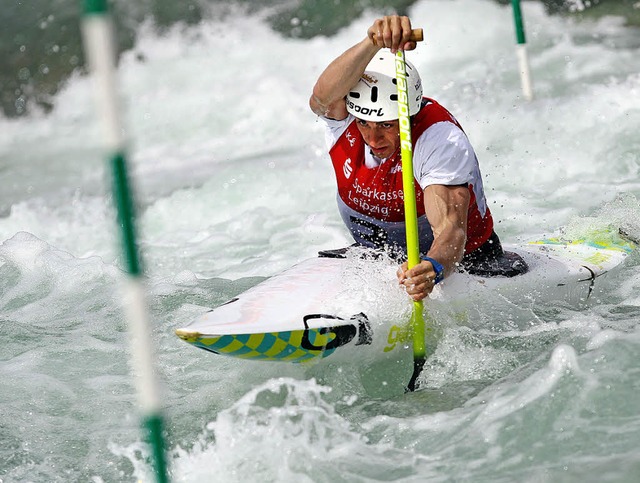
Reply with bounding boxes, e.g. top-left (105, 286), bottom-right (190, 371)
top-left (2, 0), bottom-right (639, 118)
